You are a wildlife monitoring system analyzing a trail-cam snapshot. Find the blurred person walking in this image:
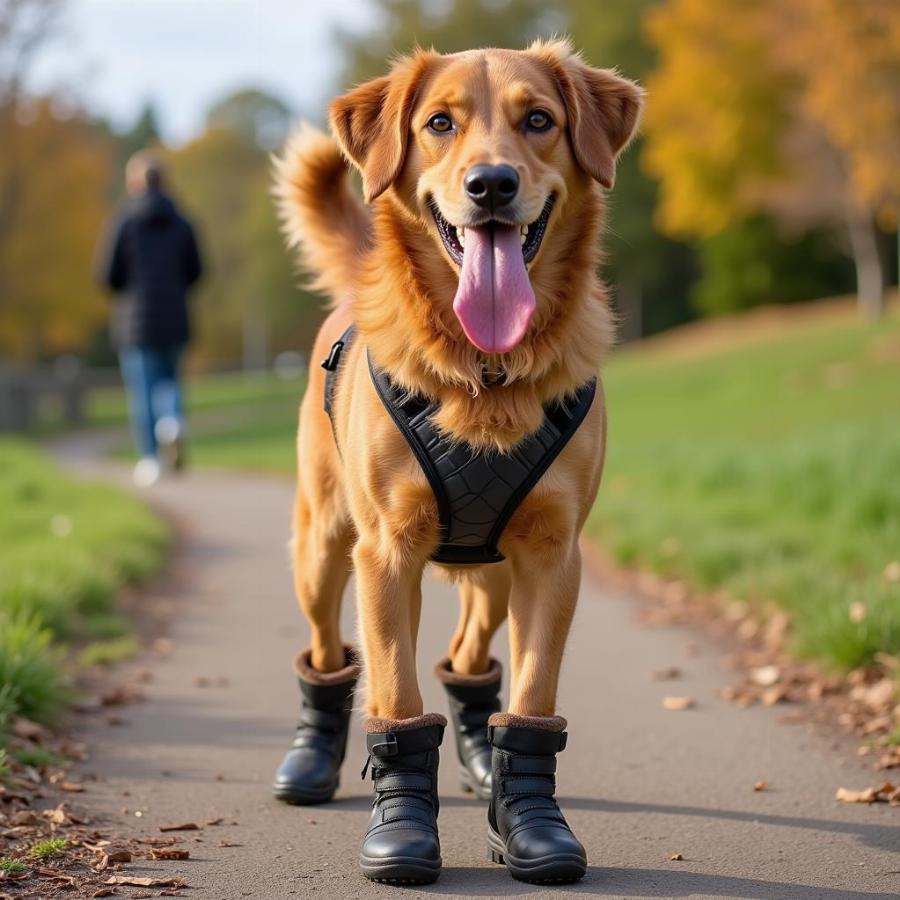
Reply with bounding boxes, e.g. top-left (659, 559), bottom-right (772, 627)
top-left (97, 151), bottom-right (202, 487)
